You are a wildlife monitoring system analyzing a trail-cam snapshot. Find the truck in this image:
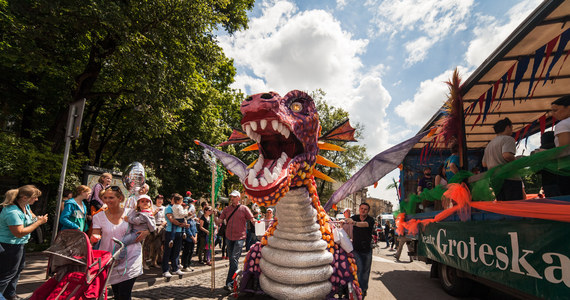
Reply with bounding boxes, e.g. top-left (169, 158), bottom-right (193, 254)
top-left (397, 1), bottom-right (570, 298)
